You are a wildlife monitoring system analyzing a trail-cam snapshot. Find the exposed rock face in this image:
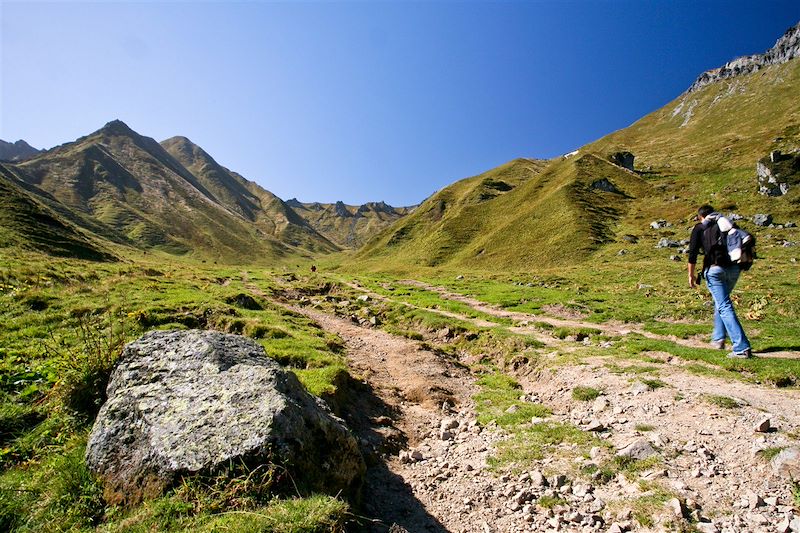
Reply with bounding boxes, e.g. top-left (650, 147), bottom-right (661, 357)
top-left (757, 151), bottom-right (800, 196)
top-left (689, 22), bottom-right (800, 92)
top-left (85, 330), bottom-right (364, 505)
top-left (591, 178), bottom-right (623, 194)
top-left (609, 151), bottom-right (635, 171)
